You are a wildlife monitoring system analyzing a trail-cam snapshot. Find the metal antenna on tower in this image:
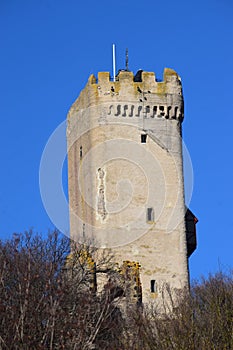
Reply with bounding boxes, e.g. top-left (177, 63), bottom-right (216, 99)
top-left (112, 44), bottom-right (116, 82)
top-left (126, 48), bottom-right (129, 71)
